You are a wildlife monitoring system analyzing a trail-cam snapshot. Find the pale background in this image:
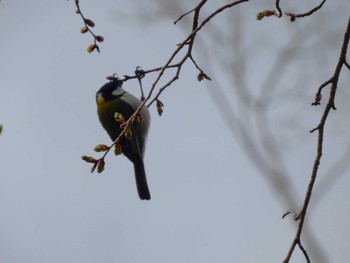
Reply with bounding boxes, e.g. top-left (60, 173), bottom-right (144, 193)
top-left (0, 1), bottom-right (349, 262)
